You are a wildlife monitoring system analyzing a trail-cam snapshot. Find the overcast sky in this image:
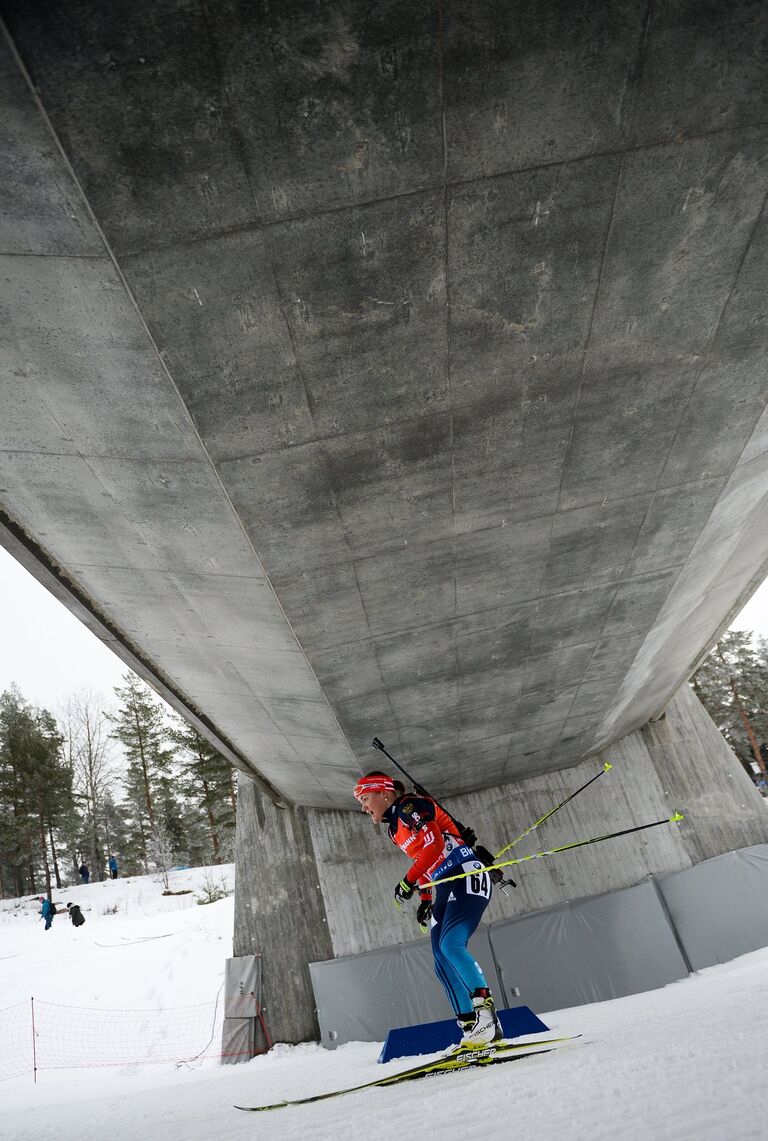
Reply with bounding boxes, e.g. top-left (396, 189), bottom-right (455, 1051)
top-left (0, 545), bottom-right (129, 715)
top-left (1, 542), bottom-right (767, 715)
